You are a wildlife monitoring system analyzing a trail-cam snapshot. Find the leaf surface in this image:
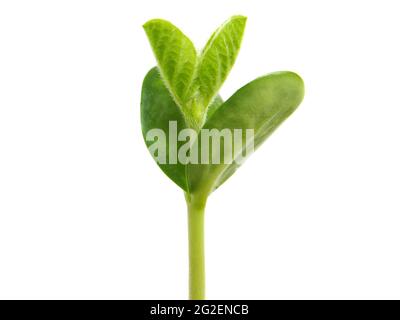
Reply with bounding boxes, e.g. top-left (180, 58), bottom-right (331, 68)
top-left (197, 15), bottom-right (247, 109)
top-left (188, 71), bottom-right (305, 195)
top-left (141, 67), bottom-right (189, 191)
top-left (143, 19), bottom-right (197, 111)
